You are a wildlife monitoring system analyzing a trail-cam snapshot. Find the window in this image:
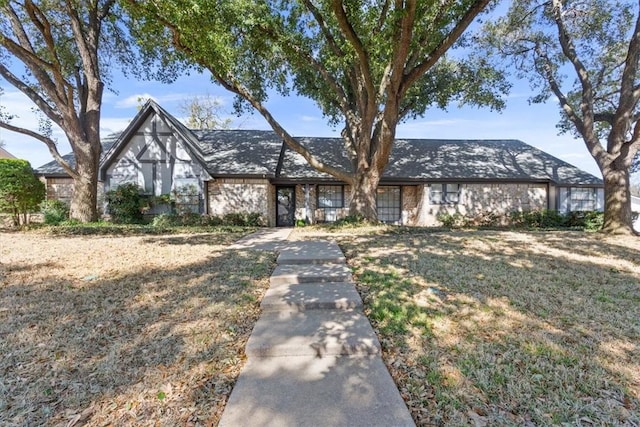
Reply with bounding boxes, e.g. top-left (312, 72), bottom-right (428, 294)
top-left (560, 187), bottom-right (599, 212)
top-left (430, 183), bottom-right (460, 204)
top-left (317, 185), bottom-right (344, 222)
top-left (377, 186), bottom-right (401, 223)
